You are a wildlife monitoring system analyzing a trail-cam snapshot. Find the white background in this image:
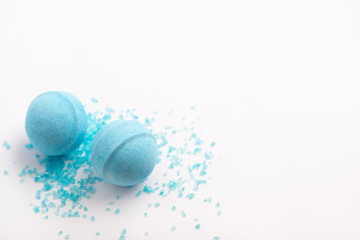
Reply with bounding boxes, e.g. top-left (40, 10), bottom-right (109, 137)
top-left (1, 0), bottom-right (360, 239)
